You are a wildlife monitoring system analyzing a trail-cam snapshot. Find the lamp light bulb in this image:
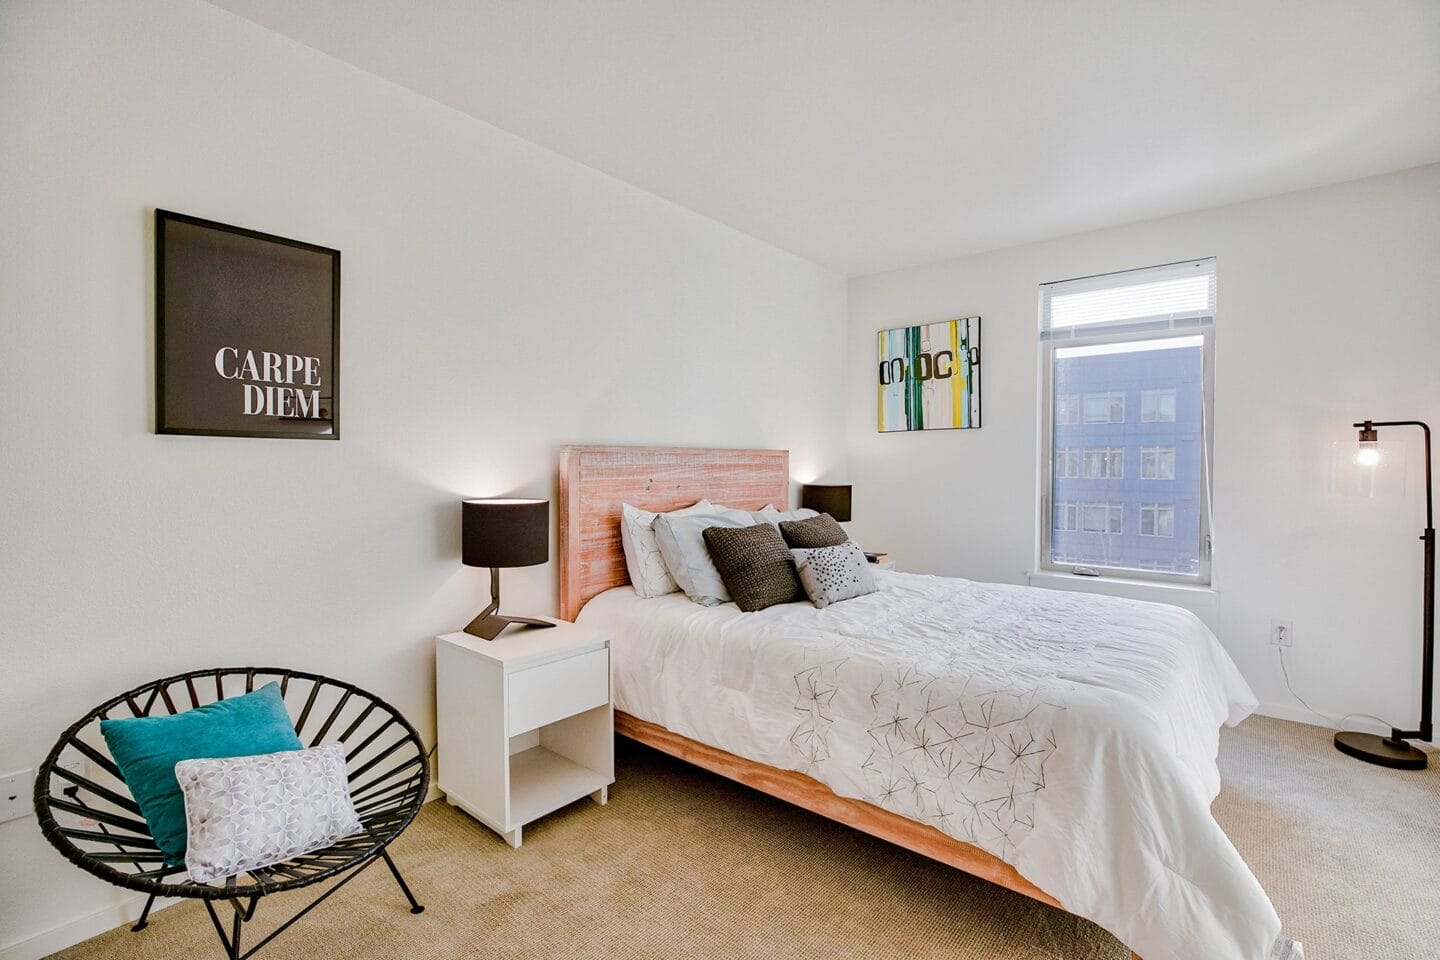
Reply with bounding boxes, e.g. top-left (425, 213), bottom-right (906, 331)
top-left (1356, 443), bottom-right (1381, 468)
